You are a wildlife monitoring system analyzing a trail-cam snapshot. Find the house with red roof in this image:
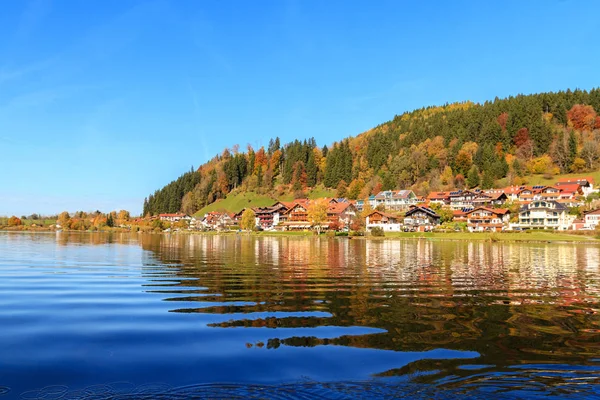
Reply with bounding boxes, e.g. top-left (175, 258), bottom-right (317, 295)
top-left (556, 177), bottom-right (595, 196)
top-left (466, 207), bottom-right (511, 232)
